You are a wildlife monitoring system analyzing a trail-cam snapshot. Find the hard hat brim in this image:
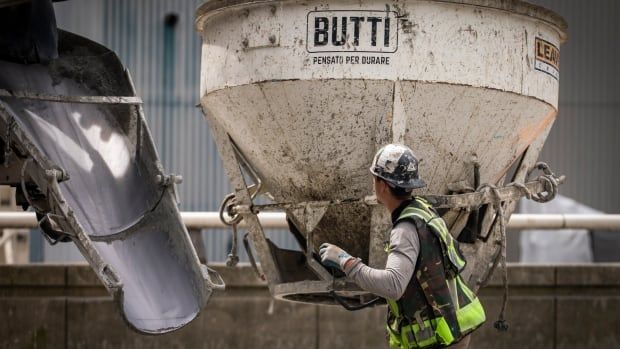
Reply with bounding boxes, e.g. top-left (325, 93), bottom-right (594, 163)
top-left (400, 177), bottom-right (427, 190)
top-left (370, 168), bottom-right (427, 190)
